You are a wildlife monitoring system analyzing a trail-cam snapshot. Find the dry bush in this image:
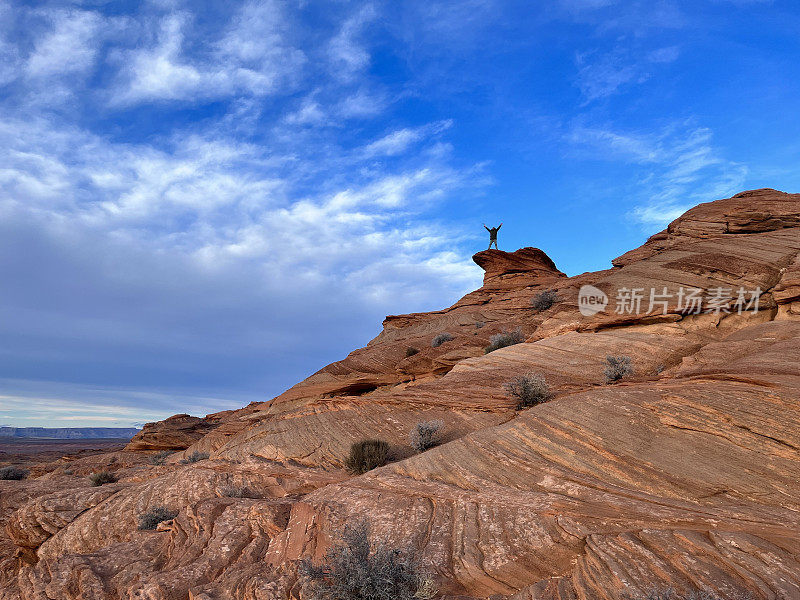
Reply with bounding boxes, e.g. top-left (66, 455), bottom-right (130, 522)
top-left (504, 373), bottom-right (553, 409)
top-left (531, 289), bottom-right (557, 312)
top-left (219, 485), bottom-right (257, 498)
top-left (138, 506), bottom-right (177, 530)
top-left (179, 450), bottom-right (210, 464)
top-left (0, 466), bottom-right (29, 480)
top-left (431, 333), bottom-right (454, 348)
top-left (405, 347), bottom-right (420, 357)
top-left (345, 440), bottom-right (390, 474)
top-left (409, 420), bottom-right (444, 453)
top-left (299, 520), bottom-right (437, 600)
top-left (485, 327), bottom-right (524, 354)
top-left (88, 471), bottom-right (117, 486)
top-left (148, 451), bottom-right (173, 466)
top-left (604, 355), bottom-right (633, 383)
